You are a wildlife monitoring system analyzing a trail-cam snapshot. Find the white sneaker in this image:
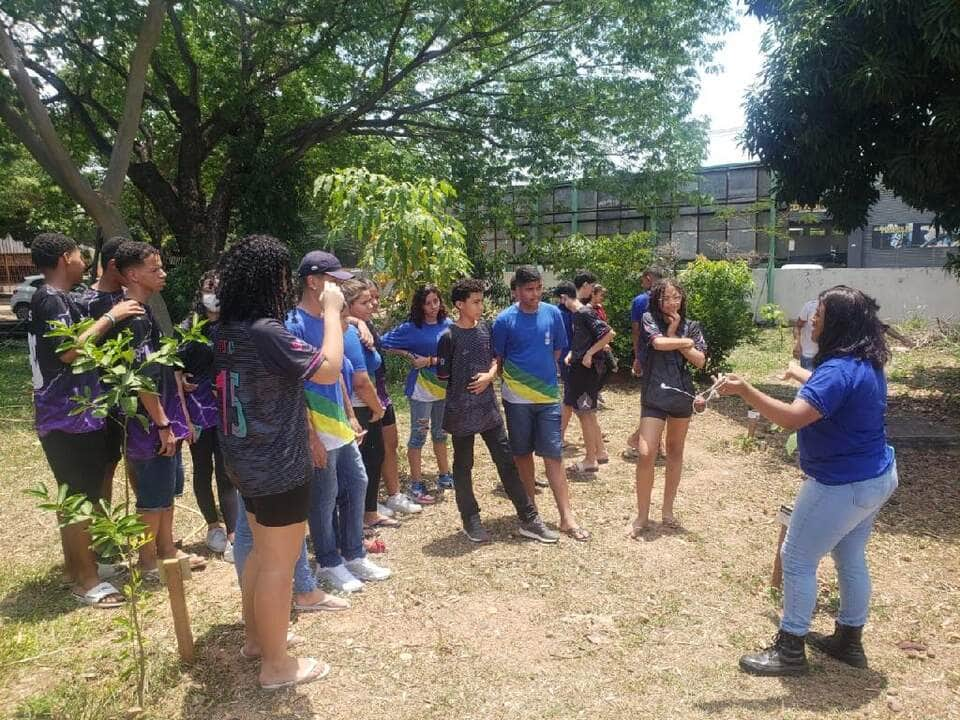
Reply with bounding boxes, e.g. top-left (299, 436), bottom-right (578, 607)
top-left (316, 564), bottom-right (363, 593)
top-left (206, 527), bottom-right (228, 553)
top-left (222, 541), bottom-right (235, 564)
top-left (344, 557), bottom-right (392, 582)
top-left (385, 493), bottom-right (422, 515)
top-left (377, 502), bottom-right (396, 518)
